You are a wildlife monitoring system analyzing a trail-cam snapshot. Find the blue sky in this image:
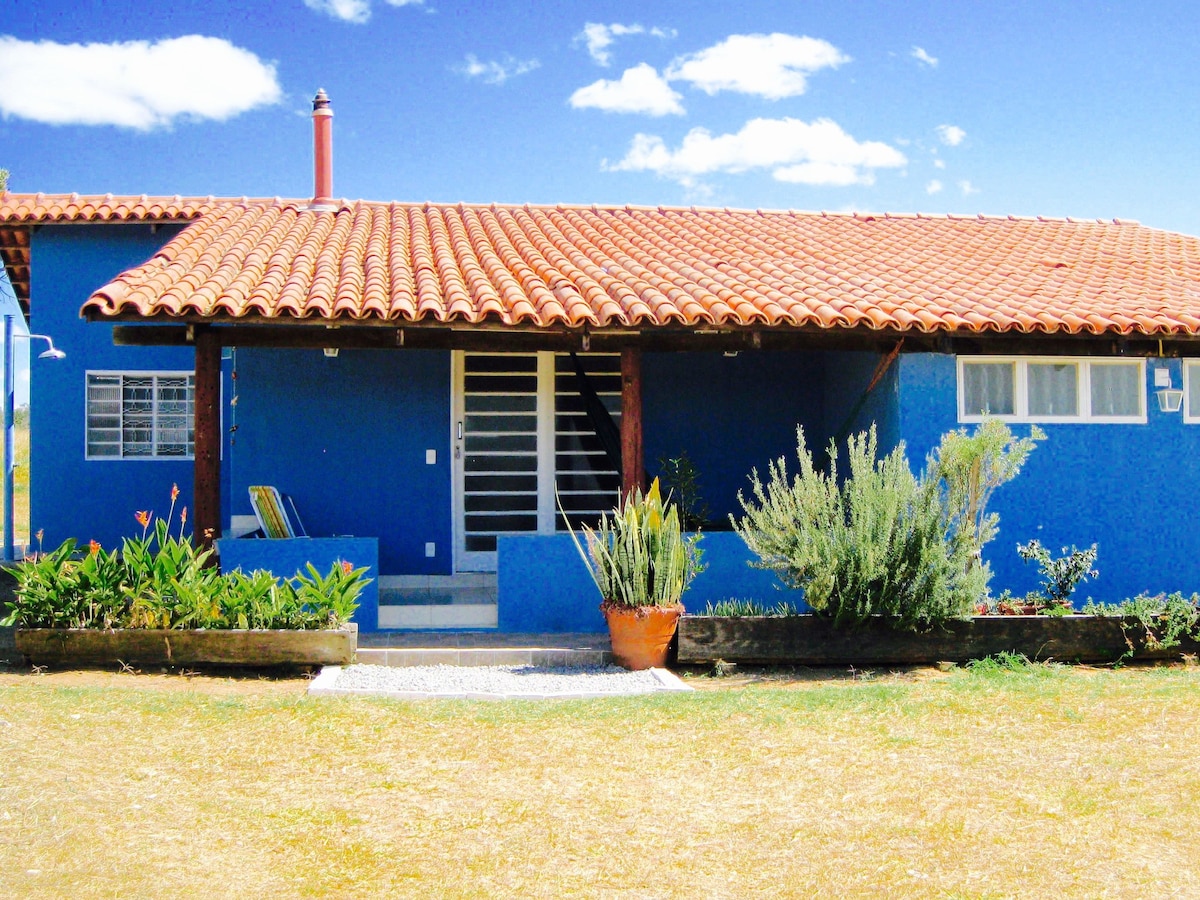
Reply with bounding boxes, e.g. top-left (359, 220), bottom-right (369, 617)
top-left (2, 0), bottom-right (1199, 236)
